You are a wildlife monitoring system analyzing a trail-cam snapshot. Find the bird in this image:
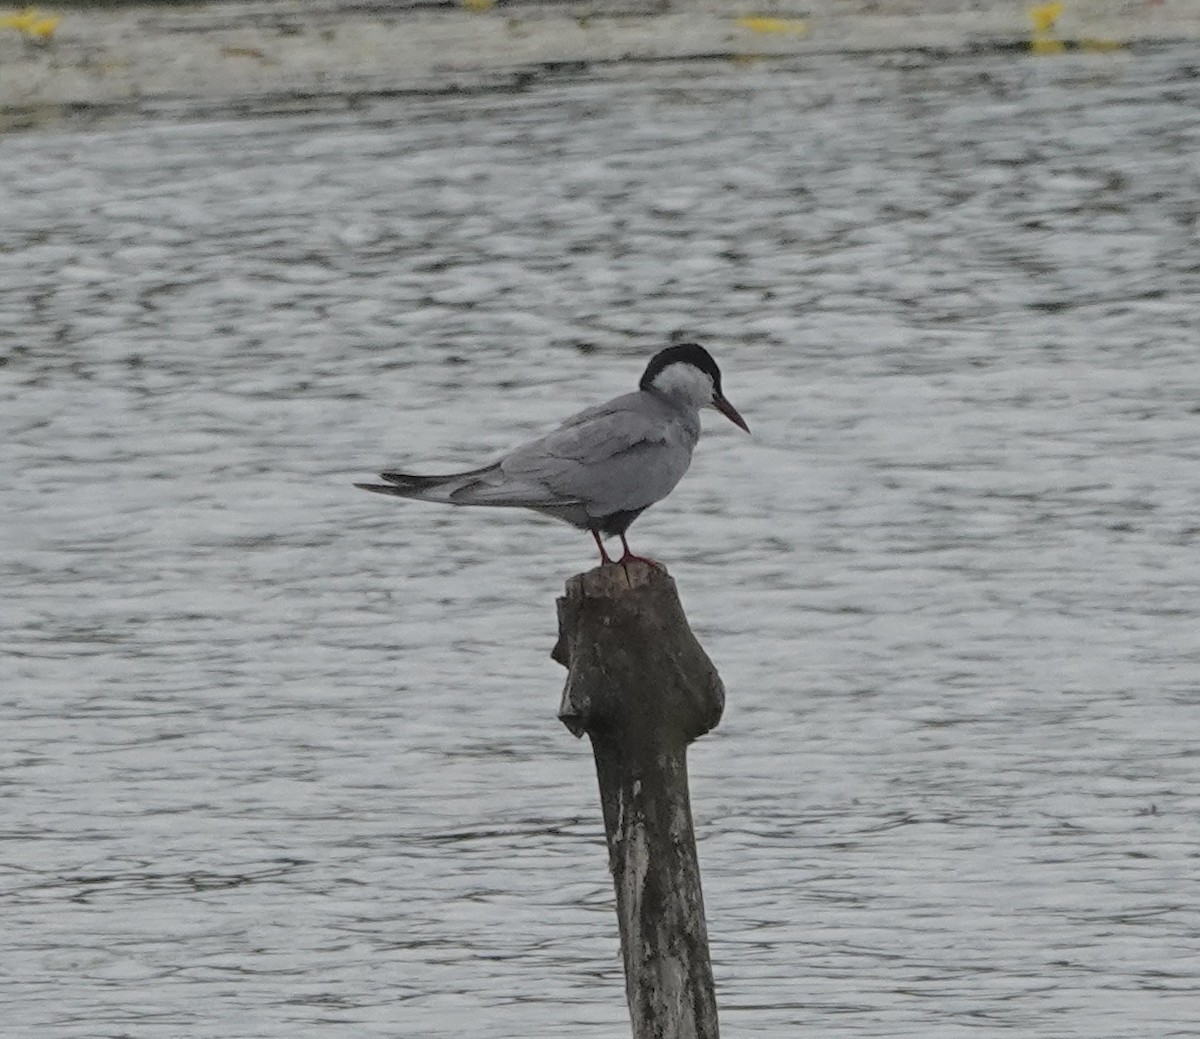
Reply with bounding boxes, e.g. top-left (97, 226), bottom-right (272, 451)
top-left (356, 343), bottom-right (749, 566)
